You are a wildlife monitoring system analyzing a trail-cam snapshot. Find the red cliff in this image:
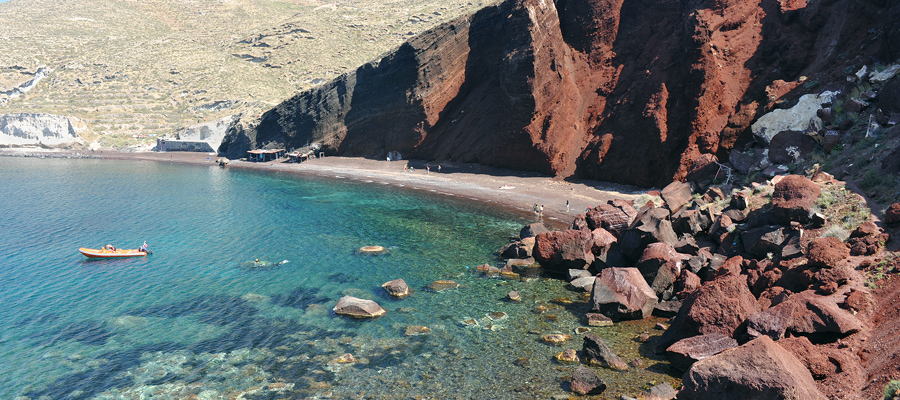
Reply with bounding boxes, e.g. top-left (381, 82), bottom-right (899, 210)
top-left (219, 0), bottom-right (899, 187)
